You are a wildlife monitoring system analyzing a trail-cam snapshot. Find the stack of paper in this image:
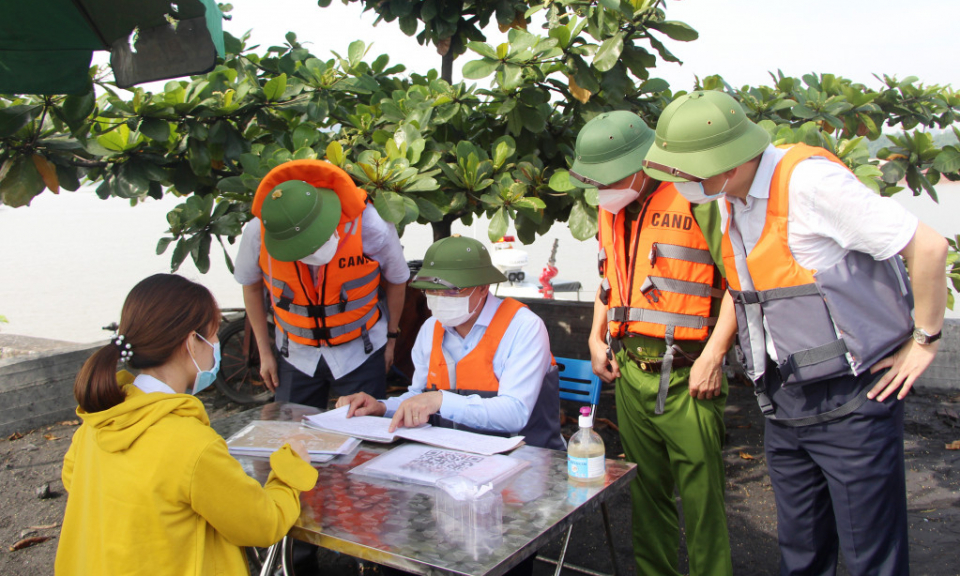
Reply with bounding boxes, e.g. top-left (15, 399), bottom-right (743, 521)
top-left (350, 443), bottom-right (529, 488)
top-left (302, 406), bottom-right (401, 443)
top-left (226, 420), bottom-right (360, 463)
top-left (302, 406), bottom-right (525, 455)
